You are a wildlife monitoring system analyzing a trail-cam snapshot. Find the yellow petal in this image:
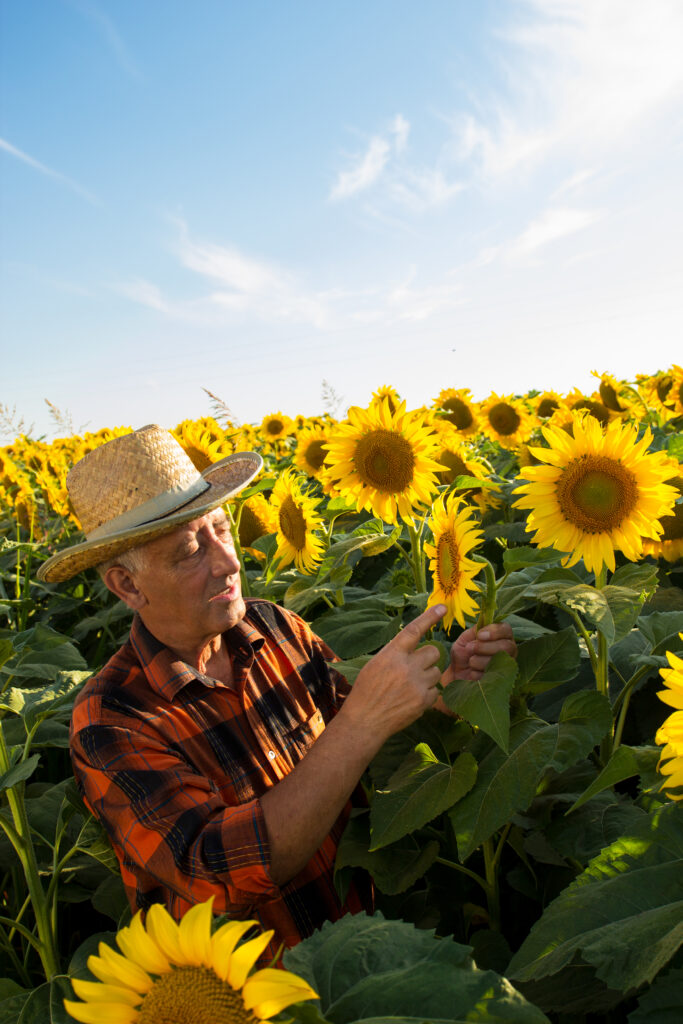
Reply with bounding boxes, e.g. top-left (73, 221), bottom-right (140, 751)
top-left (70, 980), bottom-right (142, 1007)
top-left (178, 897), bottom-right (214, 967)
top-left (243, 967), bottom-right (319, 1019)
top-left (227, 931), bottom-right (274, 991)
top-left (210, 920), bottom-right (257, 982)
top-left (145, 903), bottom-right (184, 964)
top-left (63, 999), bottom-right (137, 1024)
top-left (116, 912), bottom-right (170, 976)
